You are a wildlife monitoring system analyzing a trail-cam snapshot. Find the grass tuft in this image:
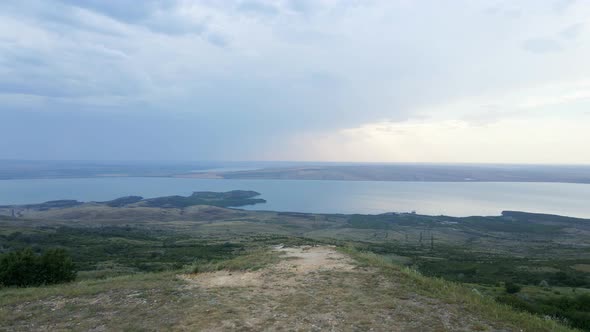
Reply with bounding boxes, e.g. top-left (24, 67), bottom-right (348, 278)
top-left (190, 248), bottom-right (282, 273)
